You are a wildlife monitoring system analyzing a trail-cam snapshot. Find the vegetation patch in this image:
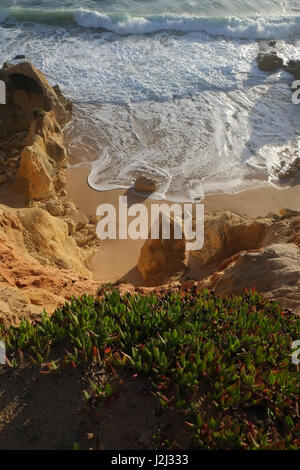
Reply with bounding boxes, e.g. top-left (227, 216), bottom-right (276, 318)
top-left (0, 287), bottom-right (299, 450)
